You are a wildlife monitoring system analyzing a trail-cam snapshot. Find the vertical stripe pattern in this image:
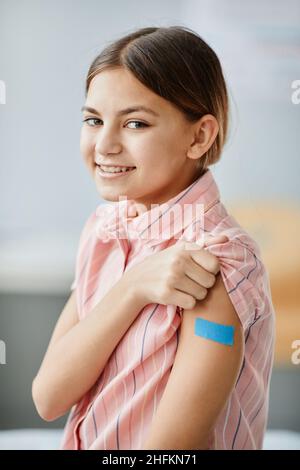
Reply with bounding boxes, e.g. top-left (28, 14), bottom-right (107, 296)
top-left (60, 169), bottom-right (275, 450)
